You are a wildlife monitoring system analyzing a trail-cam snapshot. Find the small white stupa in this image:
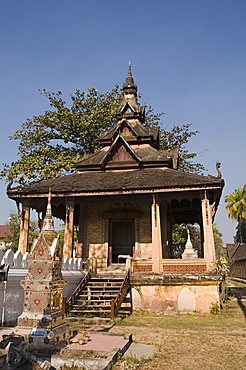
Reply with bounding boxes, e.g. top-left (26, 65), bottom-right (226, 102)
top-left (182, 228), bottom-right (198, 259)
